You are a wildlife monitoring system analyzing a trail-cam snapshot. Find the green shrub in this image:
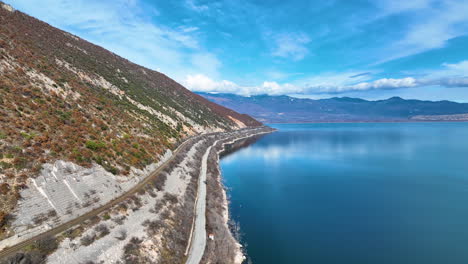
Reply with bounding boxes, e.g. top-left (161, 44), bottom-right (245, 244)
top-left (85, 140), bottom-right (106, 151)
top-left (102, 213), bottom-right (111, 220)
top-left (20, 132), bottom-right (36, 140)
